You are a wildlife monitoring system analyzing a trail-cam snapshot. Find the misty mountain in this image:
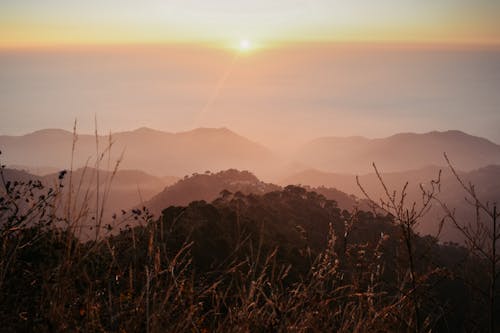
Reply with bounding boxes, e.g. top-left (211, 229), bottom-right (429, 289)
top-left (145, 169), bottom-right (280, 216)
top-left (282, 164), bottom-right (500, 242)
top-left (145, 169), bottom-right (366, 218)
top-left (50, 167), bottom-right (177, 207)
top-left (295, 130), bottom-right (500, 174)
top-left (3, 128), bottom-right (500, 181)
top-left (1, 166), bottom-right (177, 225)
top-left (1, 165), bottom-right (367, 227)
top-left (0, 168), bottom-right (43, 183)
top-left (5, 164), bottom-right (60, 176)
top-left (0, 127), bottom-right (277, 179)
